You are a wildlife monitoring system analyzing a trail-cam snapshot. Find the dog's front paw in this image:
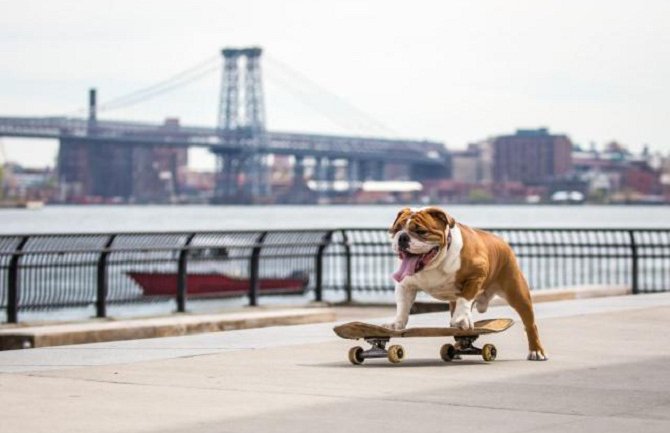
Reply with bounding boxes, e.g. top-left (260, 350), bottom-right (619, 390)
top-left (383, 320), bottom-right (407, 331)
top-left (450, 310), bottom-right (473, 330)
